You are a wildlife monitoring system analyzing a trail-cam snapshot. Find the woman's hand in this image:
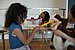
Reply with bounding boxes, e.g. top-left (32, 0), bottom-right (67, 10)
top-left (50, 21), bottom-right (60, 30)
top-left (53, 30), bottom-right (75, 43)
